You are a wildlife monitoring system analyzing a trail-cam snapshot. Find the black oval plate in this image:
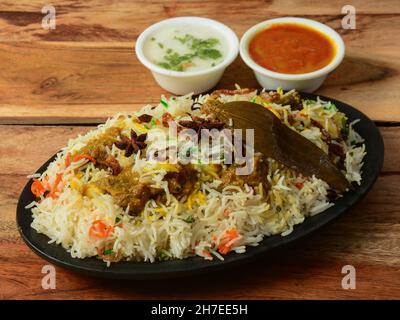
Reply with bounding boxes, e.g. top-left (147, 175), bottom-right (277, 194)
top-left (16, 93), bottom-right (384, 279)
